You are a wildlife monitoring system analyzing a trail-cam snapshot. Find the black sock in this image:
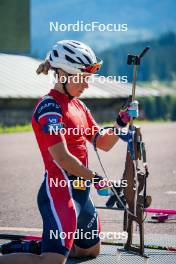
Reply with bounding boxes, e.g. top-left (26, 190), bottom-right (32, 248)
top-left (1, 240), bottom-right (41, 255)
top-left (22, 241), bottom-right (41, 255)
